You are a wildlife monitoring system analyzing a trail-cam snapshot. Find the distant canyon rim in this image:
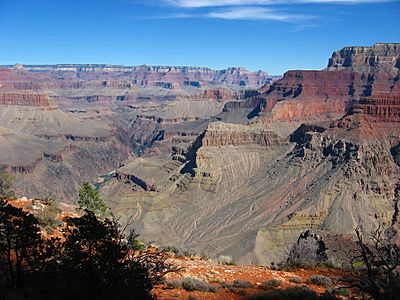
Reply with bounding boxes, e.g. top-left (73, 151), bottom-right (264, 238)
top-left (1, 42), bottom-right (400, 265)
